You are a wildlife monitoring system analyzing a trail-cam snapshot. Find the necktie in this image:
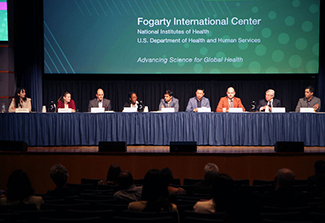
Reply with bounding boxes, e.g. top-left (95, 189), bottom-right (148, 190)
top-left (230, 100), bottom-right (233, 108)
